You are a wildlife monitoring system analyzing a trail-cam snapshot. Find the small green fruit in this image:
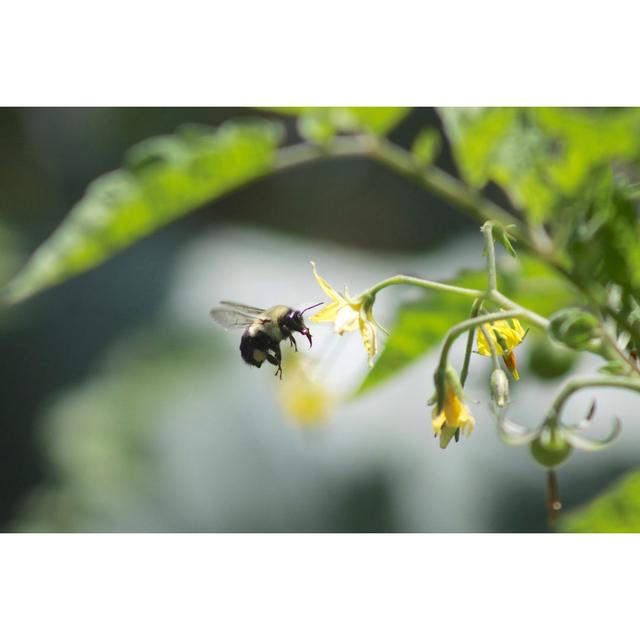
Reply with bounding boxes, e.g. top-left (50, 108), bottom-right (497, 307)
top-left (530, 432), bottom-right (572, 468)
top-left (528, 335), bottom-right (578, 379)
